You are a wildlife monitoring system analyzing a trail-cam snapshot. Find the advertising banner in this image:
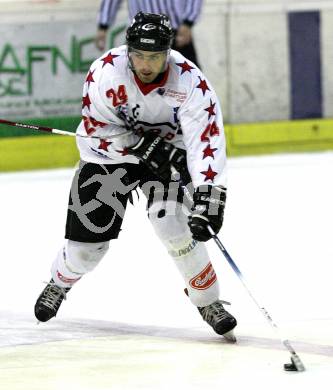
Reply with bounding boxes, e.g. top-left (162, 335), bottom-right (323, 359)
top-left (0, 19), bottom-right (126, 120)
